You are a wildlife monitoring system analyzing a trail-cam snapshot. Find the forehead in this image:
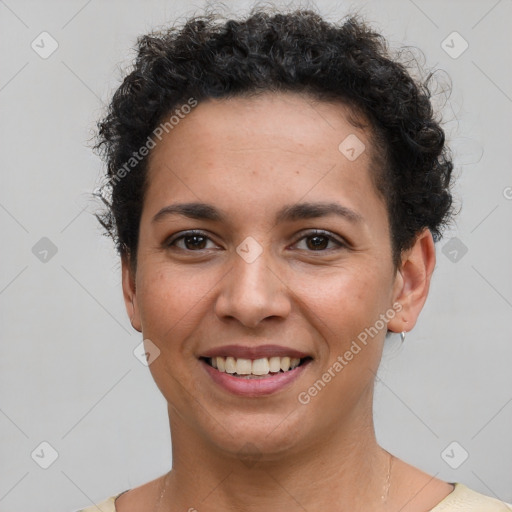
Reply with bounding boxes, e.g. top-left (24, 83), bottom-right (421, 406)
top-left (144, 92), bottom-right (386, 229)
top-left (156, 92), bottom-right (368, 151)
